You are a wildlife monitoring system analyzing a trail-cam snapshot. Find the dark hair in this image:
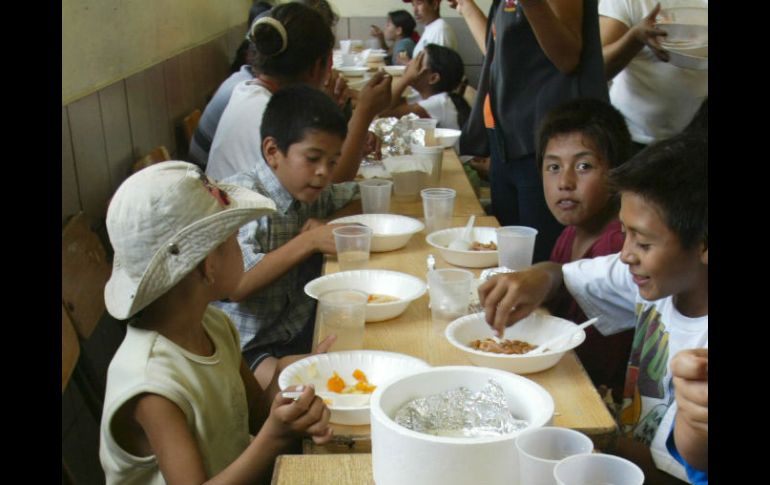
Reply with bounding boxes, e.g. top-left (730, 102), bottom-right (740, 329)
top-left (610, 133), bottom-right (708, 249)
top-left (261, 85), bottom-right (348, 154)
top-left (423, 44), bottom-right (471, 128)
top-left (249, 2), bottom-right (334, 79)
top-left (536, 98), bottom-right (632, 171)
top-left (388, 10), bottom-right (416, 38)
top-left (683, 97), bottom-right (708, 137)
top-left (249, 1), bottom-right (274, 27)
top-left (296, 0), bottom-right (339, 27)
top-left (230, 2), bottom-right (274, 73)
